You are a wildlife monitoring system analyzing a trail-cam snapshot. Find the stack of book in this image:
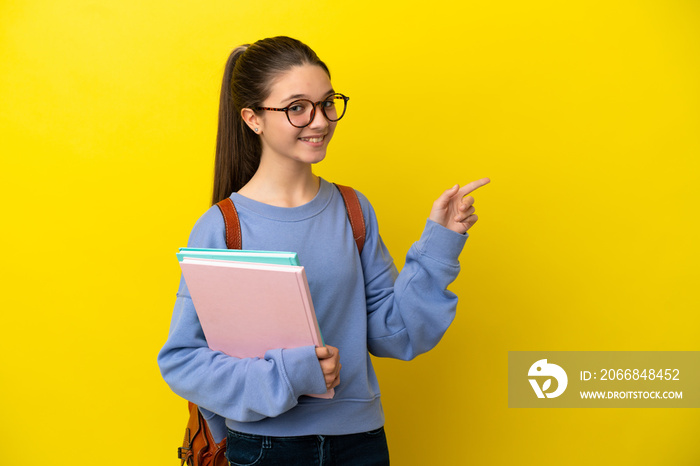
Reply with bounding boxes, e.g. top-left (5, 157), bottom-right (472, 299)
top-left (177, 248), bottom-right (333, 398)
